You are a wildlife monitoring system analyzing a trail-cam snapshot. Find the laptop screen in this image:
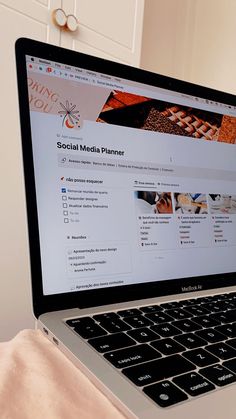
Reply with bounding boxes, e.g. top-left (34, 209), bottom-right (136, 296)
top-left (25, 54), bottom-right (236, 296)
